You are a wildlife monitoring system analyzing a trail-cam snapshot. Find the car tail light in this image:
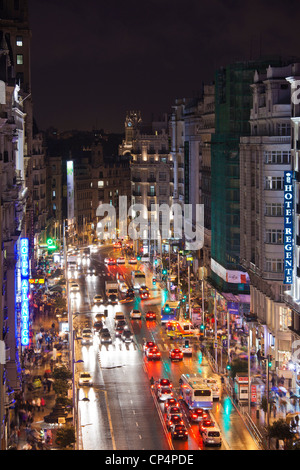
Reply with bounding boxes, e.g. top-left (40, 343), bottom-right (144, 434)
top-left (192, 414), bottom-right (197, 419)
top-left (185, 431), bottom-right (188, 435)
